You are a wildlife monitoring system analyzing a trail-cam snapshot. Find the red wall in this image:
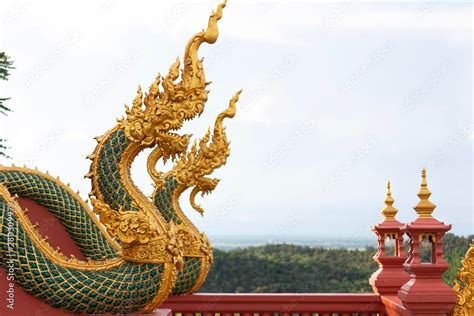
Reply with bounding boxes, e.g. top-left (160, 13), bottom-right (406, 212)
top-left (0, 198), bottom-right (81, 316)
